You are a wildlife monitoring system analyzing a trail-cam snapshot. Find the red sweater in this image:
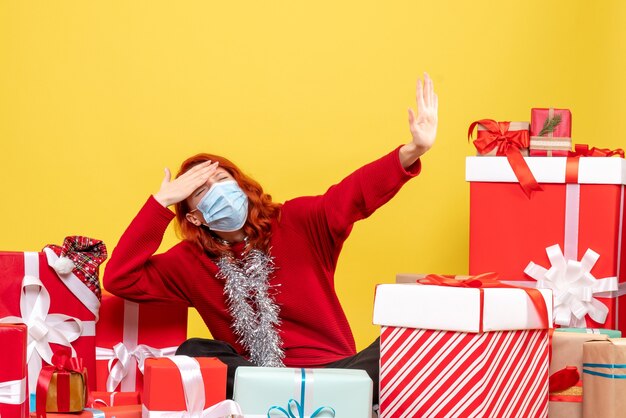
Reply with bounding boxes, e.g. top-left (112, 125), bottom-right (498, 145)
top-left (103, 147), bottom-right (421, 367)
